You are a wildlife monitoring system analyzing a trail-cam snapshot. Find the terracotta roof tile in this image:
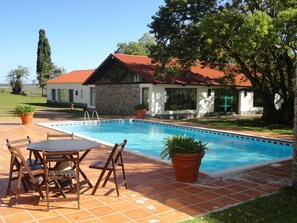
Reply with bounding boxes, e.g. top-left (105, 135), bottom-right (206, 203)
top-left (112, 54), bottom-right (251, 87)
top-left (47, 69), bottom-right (95, 83)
